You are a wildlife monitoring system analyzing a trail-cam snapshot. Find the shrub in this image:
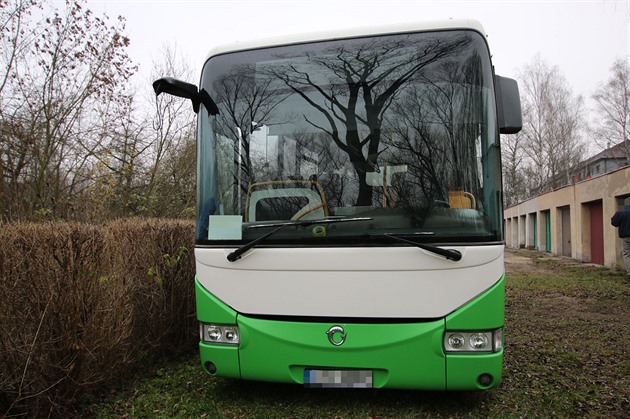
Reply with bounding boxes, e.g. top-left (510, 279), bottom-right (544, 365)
top-left (0, 219), bottom-right (196, 417)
